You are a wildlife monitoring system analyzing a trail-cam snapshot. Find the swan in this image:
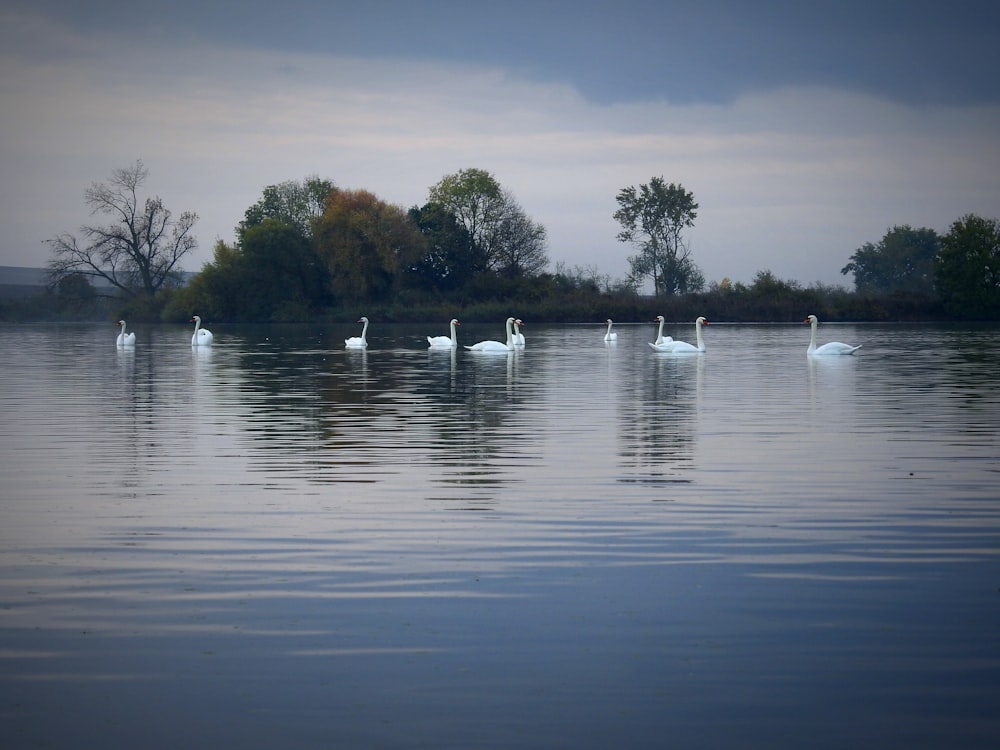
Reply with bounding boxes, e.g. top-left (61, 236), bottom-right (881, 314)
top-left (805, 314), bottom-right (861, 355)
top-left (652, 315), bottom-right (673, 346)
top-left (116, 320), bottom-right (135, 348)
top-left (649, 316), bottom-right (708, 353)
top-left (604, 319), bottom-right (618, 342)
top-left (190, 316), bottom-right (213, 347)
top-left (427, 318), bottom-right (460, 348)
top-left (465, 317), bottom-right (515, 352)
top-left (345, 316), bottom-right (369, 348)
top-left (512, 319), bottom-right (526, 347)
